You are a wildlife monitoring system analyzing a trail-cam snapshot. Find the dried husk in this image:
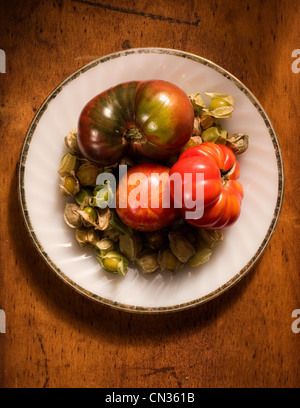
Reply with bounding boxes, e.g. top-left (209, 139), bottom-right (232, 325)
top-left (96, 207), bottom-right (112, 230)
top-left (205, 92), bottom-right (234, 118)
top-left (170, 217), bottom-right (185, 230)
top-left (95, 238), bottom-right (115, 256)
top-left (172, 223), bottom-right (197, 245)
top-left (136, 251), bottom-right (159, 274)
top-left (59, 173), bottom-right (80, 196)
top-left (204, 106), bottom-right (233, 118)
top-left (102, 228), bottom-right (120, 243)
top-left (196, 229), bottom-right (224, 249)
top-left (226, 133), bottom-right (249, 155)
top-left (64, 128), bottom-right (81, 154)
top-left (201, 125), bottom-right (227, 144)
top-left (109, 211), bottom-right (133, 236)
top-left (204, 93), bottom-right (234, 118)
top-left (158, 248), bottom-right (183, 272)
top-left (75, 188), bottom-right (93, 206)
top-left (76, 163), bottom-right (103, 186)
top-left (180, 135), bottom-right (203, 153)
top-left (58, 153), bottom-right (77, 176)
top-left (98, 251), bottom-right (129, 276)
top-left (199, 113), bottom-right (215, 129)
top-left (190, 136), bottom-right (202, 146)
top-left (192, 116), bottom-right (202, 136)
top-left (75, 227), bottom-right (99, 247)
top-left (64, 203), bottom-right (82, 228)
top-left (168, 231), bottom-right (195, 263)
top-left (77, 206), bottom-right (111, 230)
top-left (187, 248), bottom-right (212, 267)
top-left (77, 208), bottom-right (97, 228)
top-left (189, 93), bottom-right (206, 114)
top-left (205, 92), bottom-right (234, 106)
top-left (119, 234), bottom-right (142, 261)
top-left (92, 182), bottom-right (115, 209)
top-left (143, 230), bottom-right (168, 250)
